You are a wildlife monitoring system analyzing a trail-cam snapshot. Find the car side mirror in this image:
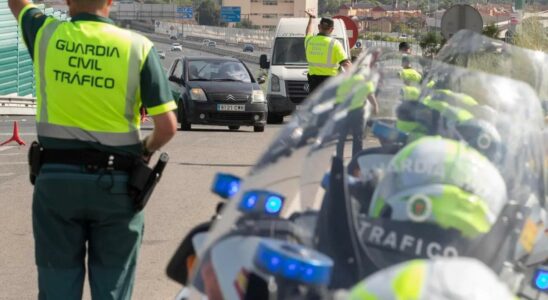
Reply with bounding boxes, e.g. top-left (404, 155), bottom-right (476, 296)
top-left (257, 75), bottom-right (266, 84)
top-left (168, 75), bottom-right (184, 85)
top-left (259, 54), bottom-right (270, 69)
